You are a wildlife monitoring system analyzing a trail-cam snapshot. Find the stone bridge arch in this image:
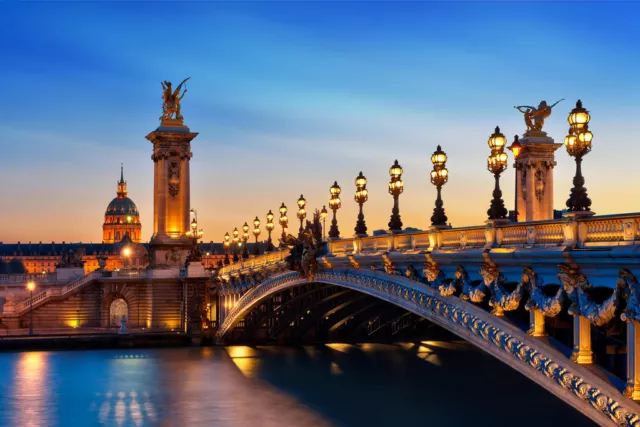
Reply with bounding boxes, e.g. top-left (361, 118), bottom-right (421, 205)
top-left (217, 268), bottom-right (639, 426)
